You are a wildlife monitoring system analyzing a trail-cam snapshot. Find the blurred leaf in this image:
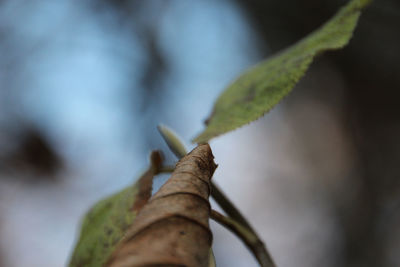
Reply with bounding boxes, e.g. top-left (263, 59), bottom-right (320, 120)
top-left (69, 151), bottom-right (162, 267)
top-left (69, 184), bottom-right (139, 267)
top-left (193, 0), bottom-right (371, 143)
